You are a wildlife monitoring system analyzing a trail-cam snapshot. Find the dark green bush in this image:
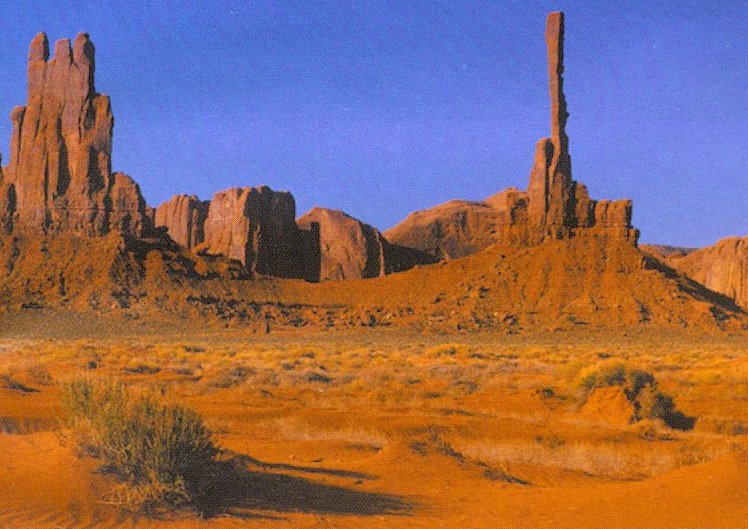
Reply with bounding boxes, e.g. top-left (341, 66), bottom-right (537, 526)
top-left (62, 378), bottom-right (219, 514)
